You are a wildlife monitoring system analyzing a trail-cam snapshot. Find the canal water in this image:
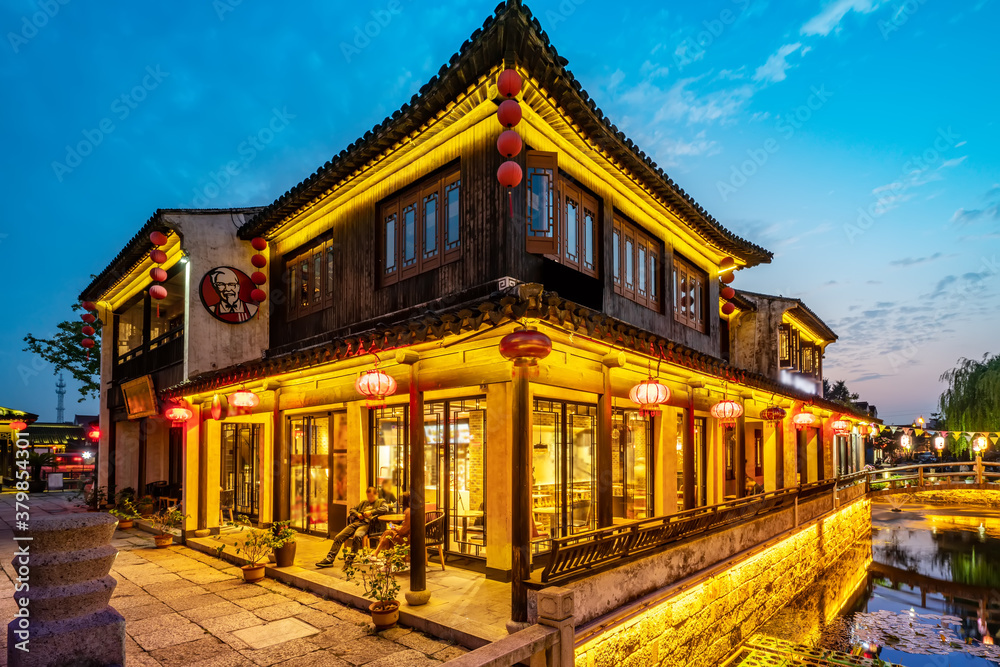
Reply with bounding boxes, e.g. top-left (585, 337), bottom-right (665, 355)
top-left (758, 501), bottom-right (1000, 666)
